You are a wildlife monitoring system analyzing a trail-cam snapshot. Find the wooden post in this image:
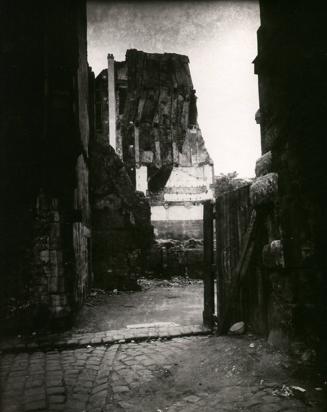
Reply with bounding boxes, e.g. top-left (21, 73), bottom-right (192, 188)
top-left (203, 200), bottom-right (215, 328)
top-left (107, 54), bottom-right (117, 150)
top-left (219, 209), bottom-right (257, 334)
top-left (215, 198), bottom-right (224, 333)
